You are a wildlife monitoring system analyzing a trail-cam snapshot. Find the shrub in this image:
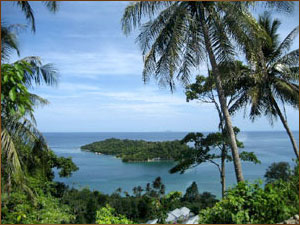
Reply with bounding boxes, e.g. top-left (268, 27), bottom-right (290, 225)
top-left (199, 162), bottom-right (299, 224)
top-left (96, 204), bottom-right (134, 224)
